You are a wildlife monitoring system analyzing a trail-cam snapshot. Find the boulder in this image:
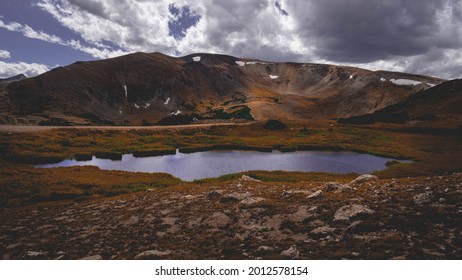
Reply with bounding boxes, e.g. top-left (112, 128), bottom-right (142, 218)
top-left (79, 254), bottom-right (103, 260)
top-left (325, 182), bottom-right (351, 192)
top-left (310, 226), bottom-right (336, 237)
top-left (207, 190), bottom-right (224, 200)
top-left (413, 192), bottom-right (433, 205)
top-left (240, 175), bottom-right (261, 182)
top-left (333, 204), bottom-right (375, 222)
top-left (307, 190), bottom-right (323, 199)
top-left (135, 250), bottom-right (172, 260)
top-left (350, 174), bottom-right (379, 185)
top-left (220, 192), bottom-right (251, 203)
top-left (280, 245), bottom-right (300, 259)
